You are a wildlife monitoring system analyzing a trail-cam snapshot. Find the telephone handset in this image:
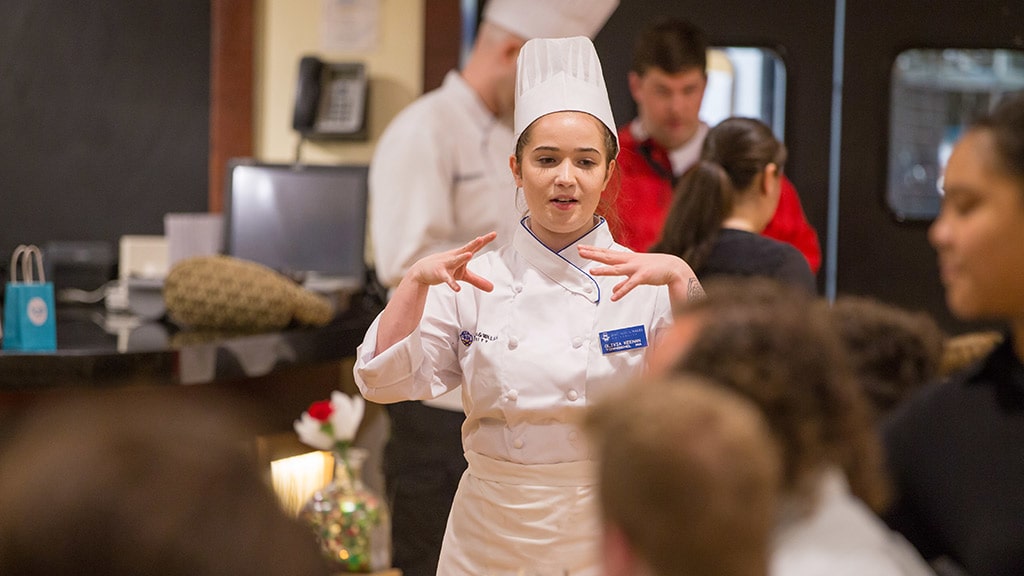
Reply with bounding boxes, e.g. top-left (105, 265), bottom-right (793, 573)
top-left (292, 56), bottom-right (369, 140)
